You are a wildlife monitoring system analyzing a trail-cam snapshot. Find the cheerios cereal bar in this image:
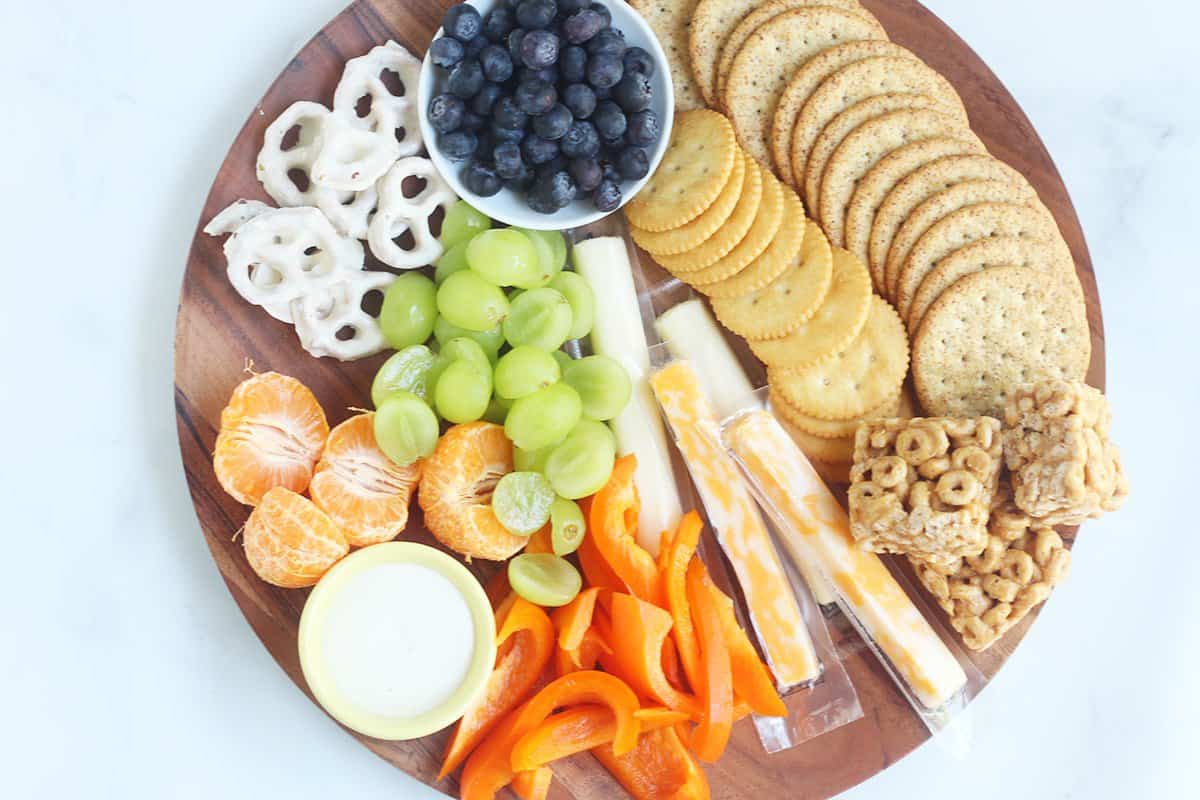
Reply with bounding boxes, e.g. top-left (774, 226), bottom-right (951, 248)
top-left (1002, 379), bottom-right (1128, 525)
top-left (911, 491), bottom-right (1071, 651)
top-left (849, 417), bottom-right (1002, 569)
